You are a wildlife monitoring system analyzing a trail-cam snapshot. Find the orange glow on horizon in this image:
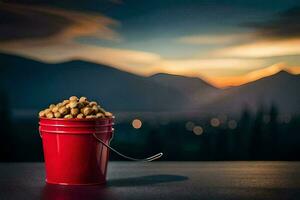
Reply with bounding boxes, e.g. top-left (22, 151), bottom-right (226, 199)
top-left (204, 64), bottom-right (300, 88)
top-left (213, 38), bottom-right (300, 58)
